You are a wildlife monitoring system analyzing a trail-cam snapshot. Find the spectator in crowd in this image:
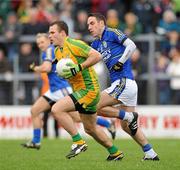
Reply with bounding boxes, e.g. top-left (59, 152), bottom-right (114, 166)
top-left (106, 9), bottom-right (121, 29)
top-left (3, 12), bottom-right (22, 63)
top-left (19, 43), bottom-right (39, 104)
top-left (22, 8), bottom-right (49, 35)
top-left (166, 44), bottom-right (180, 104)
top-left (17, 0), bottom-right (34, 24)
top-left (130, 48), bottom-right (147, 104)
top-left (155, 52), bottom-right (170, 104)
top-left (0, 48), bottom-right (13, 104)
top-left (50, 11), bottom-right (59, 23)
top-left (36, 0), bottom-right (56, 24)
top-left (72, 0), bottom-right (91, 13)
top-left (59, 10), bottom-right (75, 37)
top-left (74, 10), bottom-right (89, 39)
top-left (0, 0), bottom-right (12, 20)
top-left (157, 10), bottom-right (179, 34)
top-left (150, 0), bottom-right (174, 31)
top-left (132, 0), bottom-right (154, 33)
top-left (91, 0), bottom-right (123, 16)
top-left (157, 10), bottom-right (180, 54)
top-left (55, 0), bottom-right (73, 13)
top-left (131, 48), bottom-right (143, 78)
top-left (120, 12), bottom-right (142, 37)
top-left (38, 0), bottom-right (55, 14)
top-left (91, 0), bottom-right (108, 15)
top-left (19, 43), bottom-right (39, 72)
